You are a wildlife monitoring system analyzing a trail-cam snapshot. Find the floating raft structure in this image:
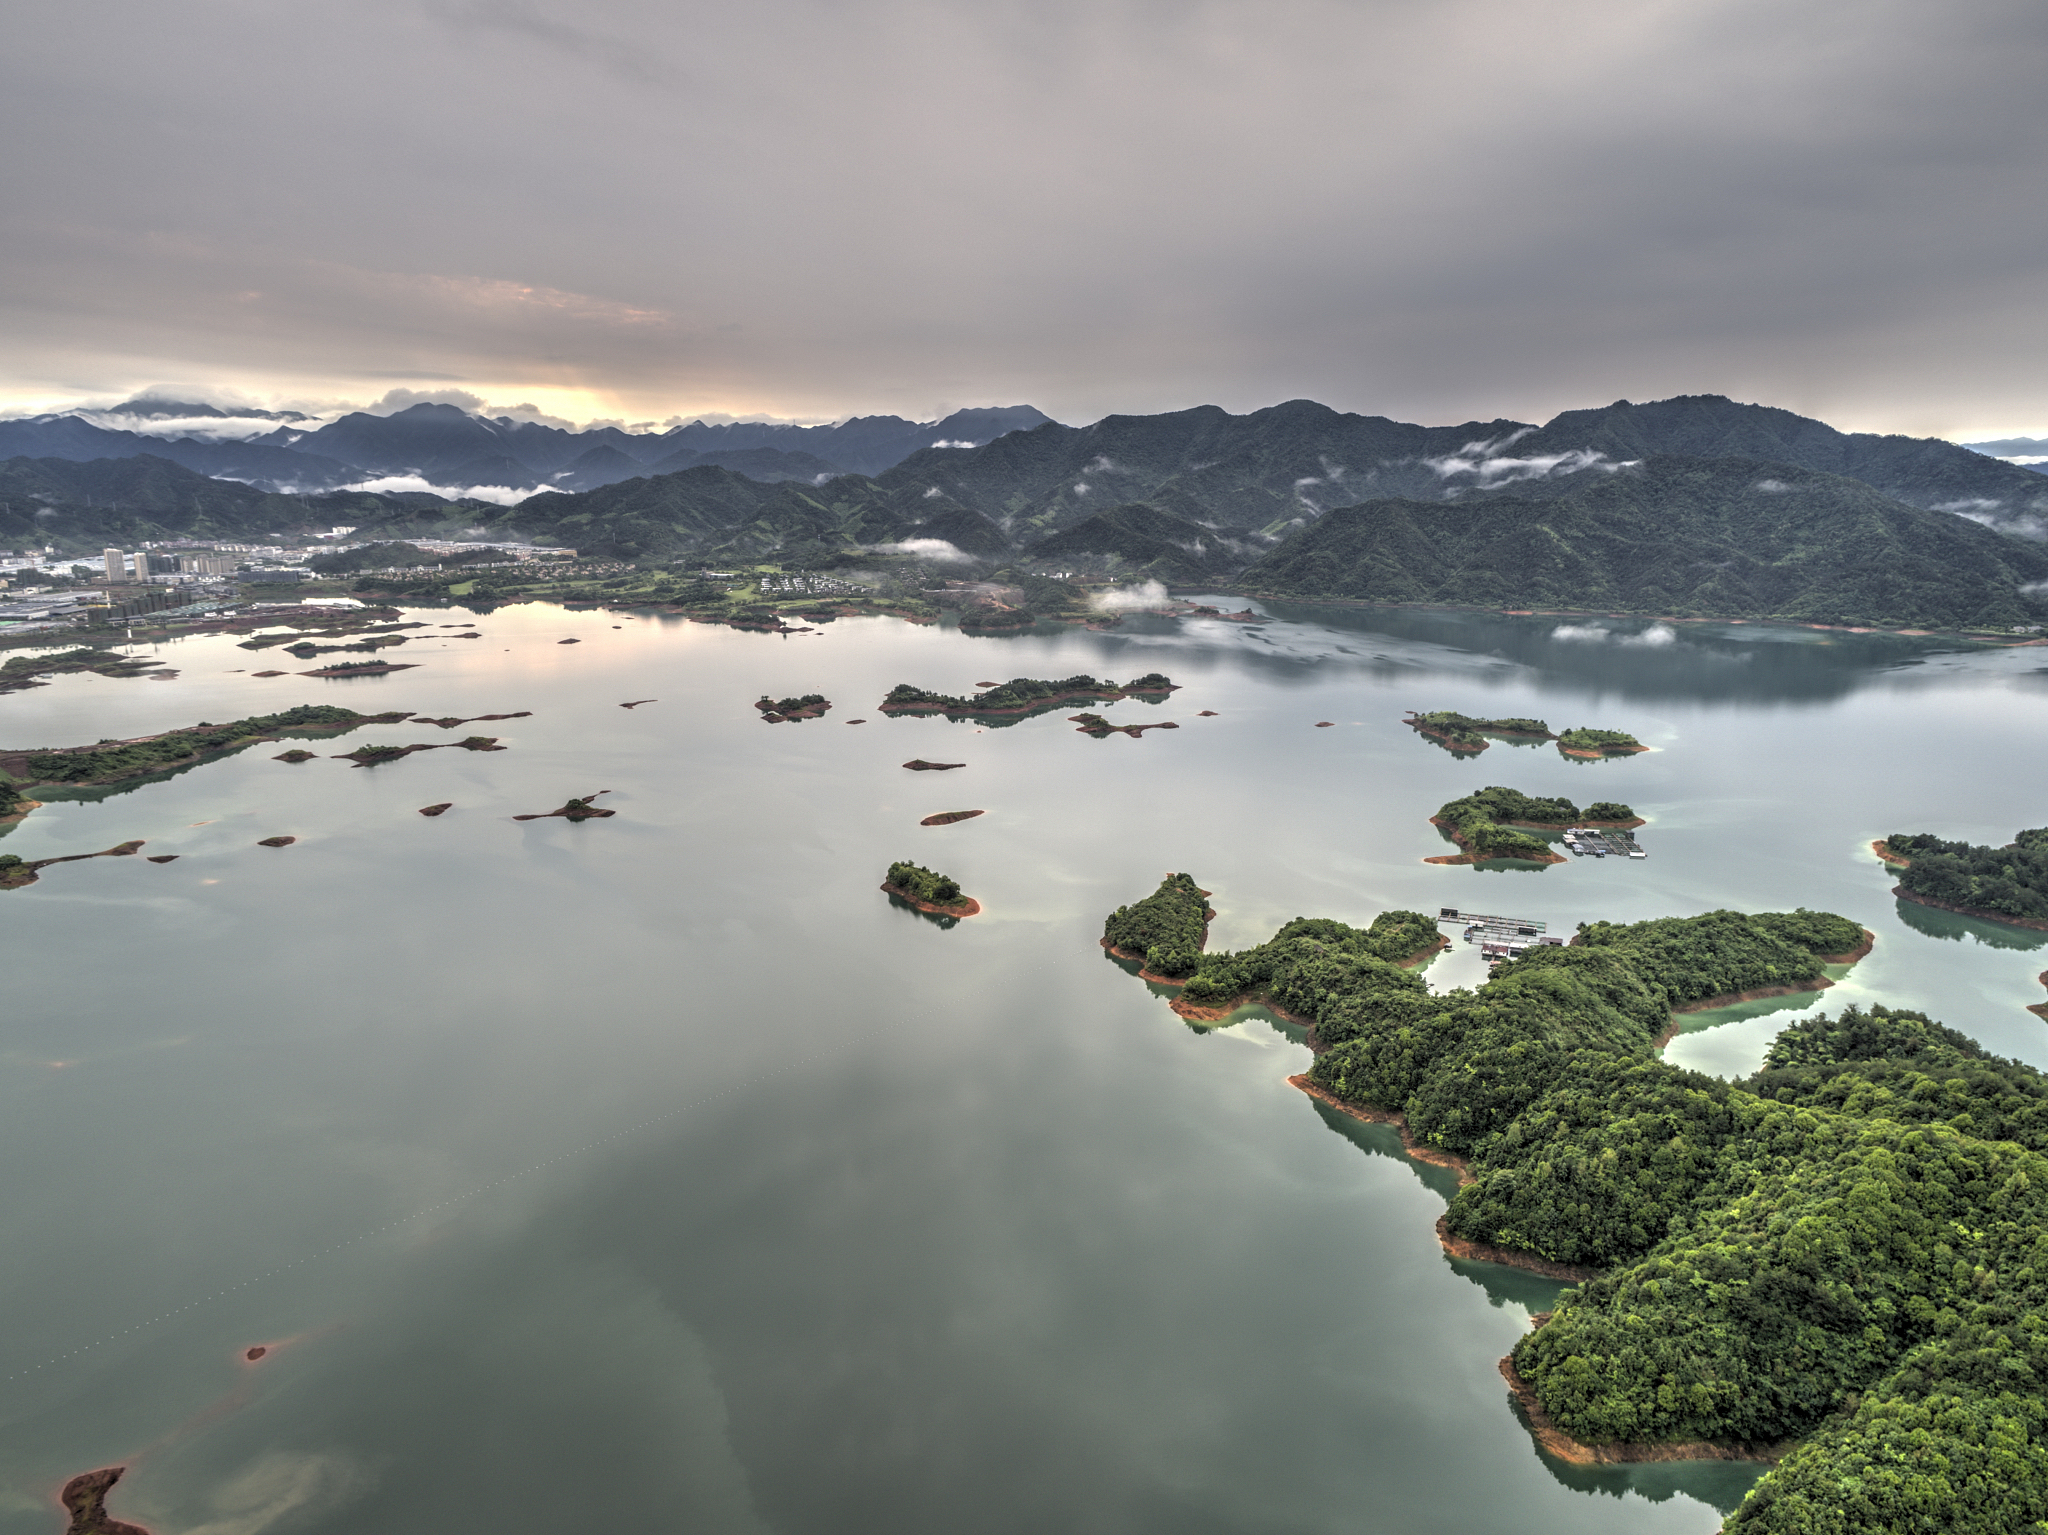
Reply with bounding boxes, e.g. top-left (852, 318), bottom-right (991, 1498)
top-left (1562, 826), bottom-right (1646, 859)
top-left (1436, 907), bottom-right (1565, 961)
